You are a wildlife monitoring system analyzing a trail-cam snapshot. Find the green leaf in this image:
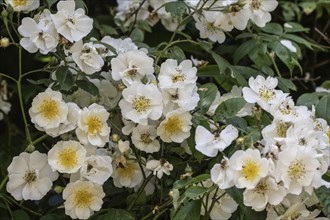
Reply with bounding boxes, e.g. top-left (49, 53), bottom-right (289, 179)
top-left (130, 28), bottom-right (144, 42)
top-left (173, 199), bottom-right (201, 220)
top-left (283, 34), bottom-right (315, 50)
top-left (316, 94), bottom-right (330, 124)
top-left (297, 93), bottom-right (319, 108)
top-left (95, 209), bottom-right (135, 220)
top-left (55, 66), bottom-right (74, 91)
top-left (226, 116), bottom-right (248, 130)
top-left (277, 77), bottom-right (297, 92)
top-left (46, 0), bottom-right (59, 8)
top-left (137, 20), bottom-right (152, 33)
top-left (197, 83), bottom-right (218, 114)
top-left (26, 78), bottom-right (52, 86)
top-left (173, 174), bottom-right (210, 189)
top-left (76, 80), bottom-right (99, 96)
top-left (13, 210), bottom-right (30, 220)
top-left (211, 52), bottom-right (231, 74)
top-left (315, 186), bottom-right (330, 217)
top-left (100, 25), bottom-right (118, 35)
top-left (75, 0), bottom-right (87, 11)
top-left (214, 98), bottom-right (246, 122)
top-left (168, 46), bottom-right (186, 63)
top-left (271, 41), bottom-right (295, 74)
top-left (261, 23), bottom-right (283, 35)
top-left (233, 39), bottom-right (258, 64)
top-left (197, 39), bottom-right (213, 52)
top-left (284, 22), bottom-right (309, 33)
top-left (197, 65), bottom-right (219, 77)
top-left (185, 186), bottom-right (209, 199)
top-left (164, 1), bottom-right (187, 17)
